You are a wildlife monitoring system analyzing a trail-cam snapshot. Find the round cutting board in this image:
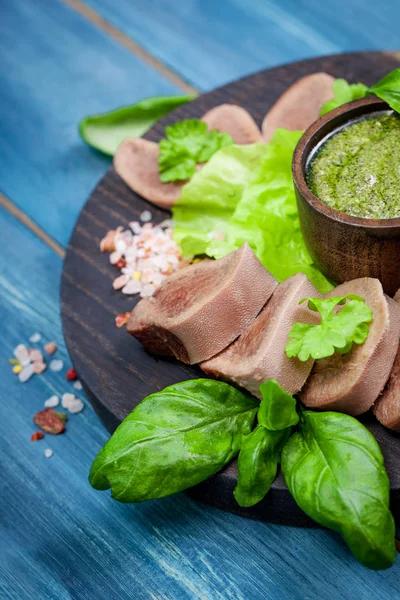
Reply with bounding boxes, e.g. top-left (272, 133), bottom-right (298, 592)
top-left (61, 52), bottom-right (400, 526)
